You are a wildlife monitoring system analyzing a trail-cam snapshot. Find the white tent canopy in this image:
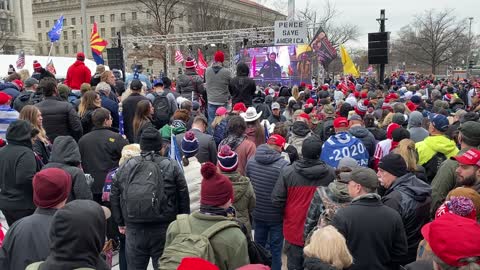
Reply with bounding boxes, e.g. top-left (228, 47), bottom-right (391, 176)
top-left (0, 55), bottom-right (106, 79)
